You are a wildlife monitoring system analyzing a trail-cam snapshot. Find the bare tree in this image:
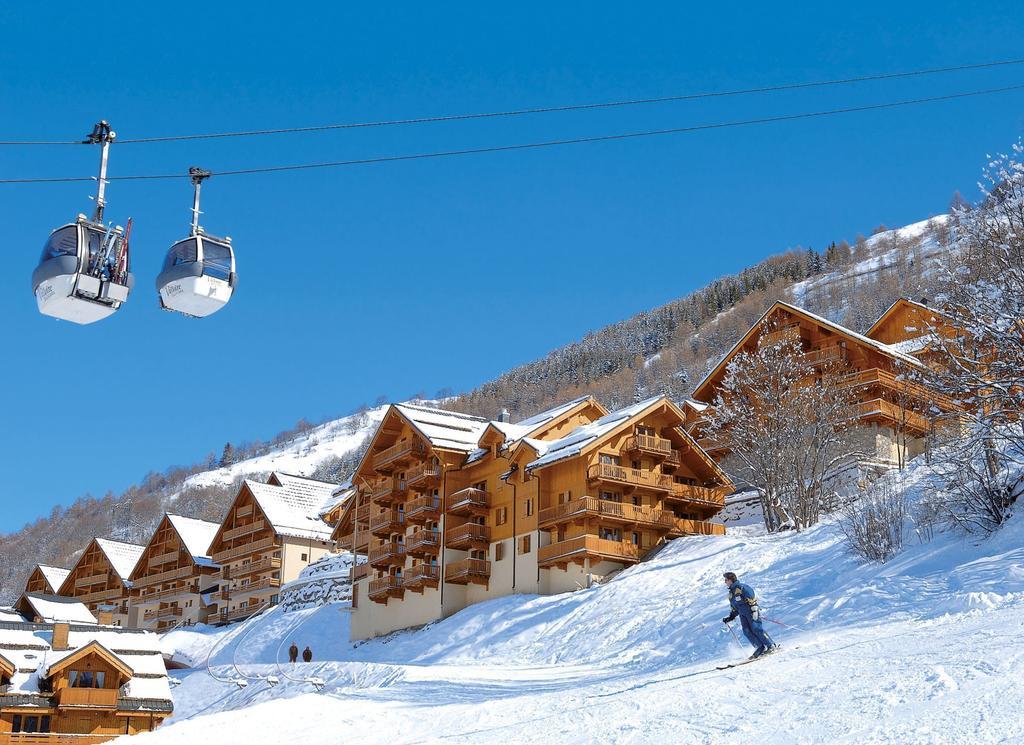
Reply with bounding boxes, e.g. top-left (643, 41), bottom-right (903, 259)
top-left (705, 322), bottom-right (863, 531)
top-left (839, 478), bottom-right (908, 562)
